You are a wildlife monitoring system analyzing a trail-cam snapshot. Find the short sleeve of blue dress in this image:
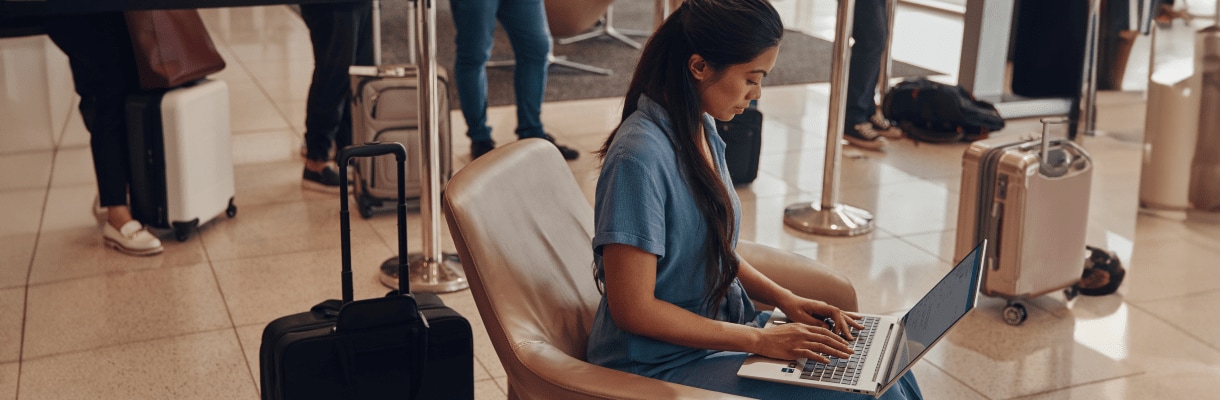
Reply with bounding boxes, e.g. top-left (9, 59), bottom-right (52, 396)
top-left (587, 95), bottom-right (753, 378)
